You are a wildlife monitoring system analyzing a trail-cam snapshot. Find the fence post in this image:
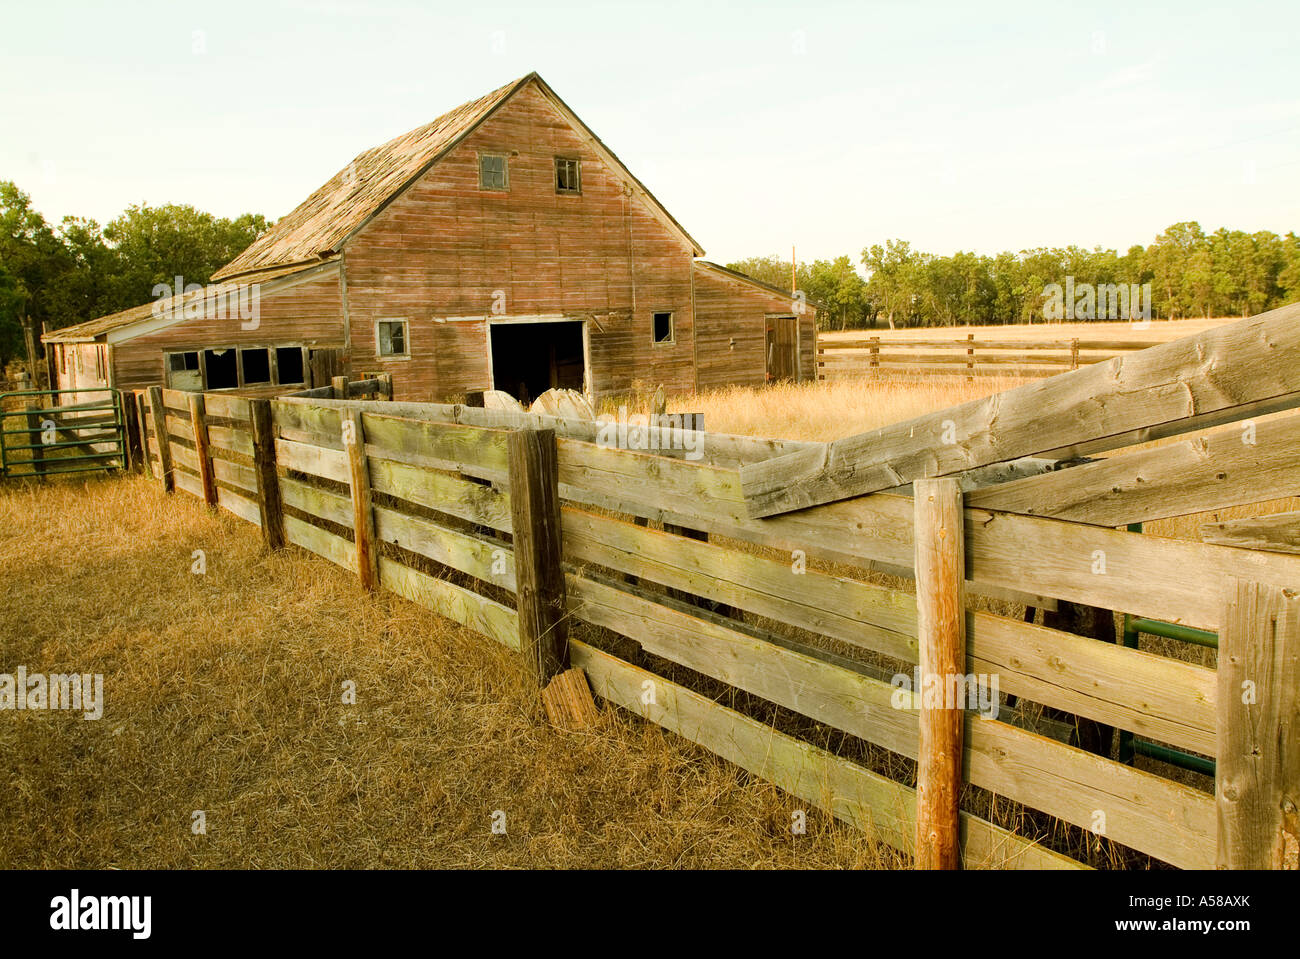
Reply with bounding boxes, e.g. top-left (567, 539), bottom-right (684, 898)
top-left (507, 427), bottom-right (569, 687)
top-left (25, 393), bottom-right (45, 477)
top-left (332, 375), bottom-right (349, 399)
top-left (340, 407), bottom-right (379, 590)
top-left (122, 392), bottom-right (143, 472)
top-left (870, 336), bottom-right (880, 370)
top-left (147, 387), bottom-right (174, 493)
top-left (378, 372), bottom-right (393, 401)
top-left (134, 391), bottom-right (154, 479)
top-left (965, 333), bottom-right (975, 381)
top-left (913, 477), bottom-right (966, 869)
top-left (1070, 337), bottom-right (1080, 371)
top-left (1216, 578), bottom-right (1299, 869)
top-left (249, 399), bottom-right (285, 551)
top-left (187, 392), bottom-right (217, 507)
